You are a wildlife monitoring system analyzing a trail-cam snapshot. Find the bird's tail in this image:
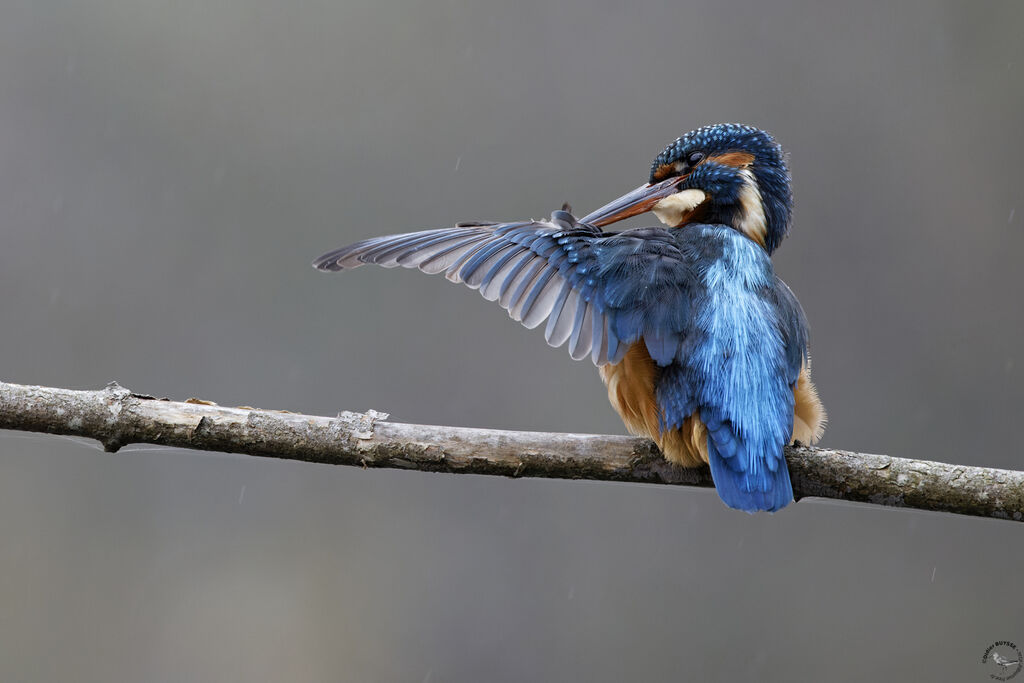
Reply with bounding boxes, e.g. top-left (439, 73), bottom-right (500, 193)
top-left (704, 418), bottom-right (794, 513)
